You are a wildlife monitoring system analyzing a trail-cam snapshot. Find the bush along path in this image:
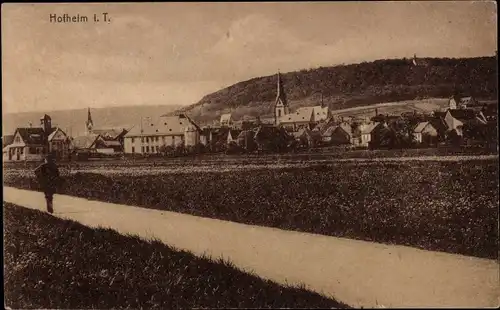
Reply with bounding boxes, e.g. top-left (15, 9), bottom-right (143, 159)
top-left (3, 203), bottom-right (349, 309)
